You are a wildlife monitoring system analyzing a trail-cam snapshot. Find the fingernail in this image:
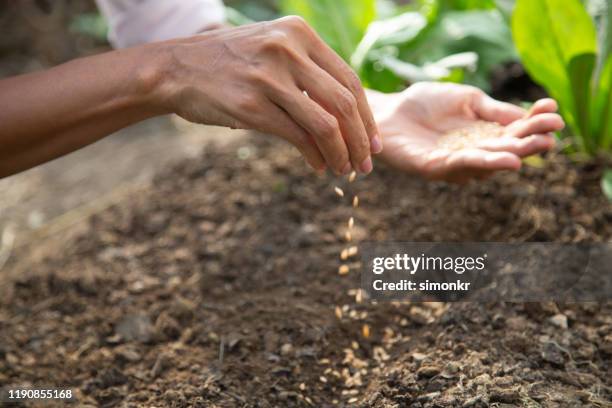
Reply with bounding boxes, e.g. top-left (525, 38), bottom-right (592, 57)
top-left (370, 134), bottom-right (383, 153)
top-left (360, 156), bottom-right (373, 174)
top-left (341, 162), bottom-right (352, 175)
